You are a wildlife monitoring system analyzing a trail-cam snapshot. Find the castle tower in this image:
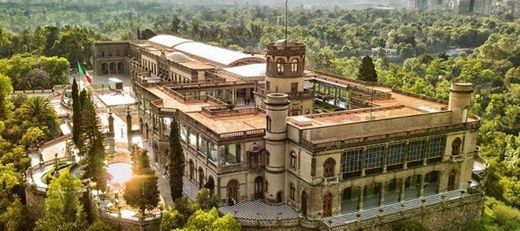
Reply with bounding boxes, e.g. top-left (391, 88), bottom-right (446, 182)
top-left (448, 82), bottom-right (472, 124)
top-left (264, 93), bottom-right (289, 203)
top-left (265, 40), bottom-right (305, 95)
top-left (263, 40), bottom-right (313, 116)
